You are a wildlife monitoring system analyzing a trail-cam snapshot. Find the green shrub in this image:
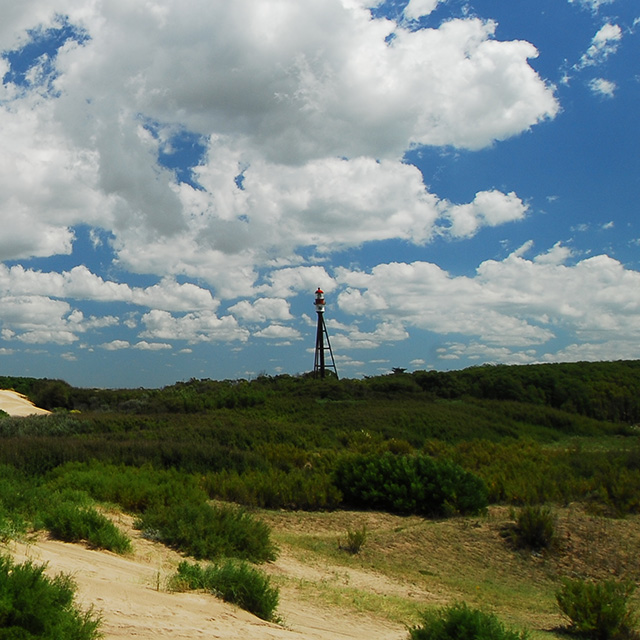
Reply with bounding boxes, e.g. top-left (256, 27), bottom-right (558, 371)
top-left (204, 467), bottom-right (342, 510)
top-left (556, 578), bottom-right (637, 640)
top-left (334, 453), bottom-right (488, 517)
top-left (340, 525), bottom-right (367, 554)
top-left (170, 560), bottom-right (279, 621)
top-left (0, 555), bottom-right (101, 639)
top-left (0, 511), bottom-right (26, 543)
top-left (408, 602), bottom-right (529, 640)
top-left (46, 462), bottom-right (208, 513)
top-left (511, 505), bottom-right (557, 551)
top-left (43, 502), bottom-right (132, 554)
top-left (136, 501), bottom-right (276, 563)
